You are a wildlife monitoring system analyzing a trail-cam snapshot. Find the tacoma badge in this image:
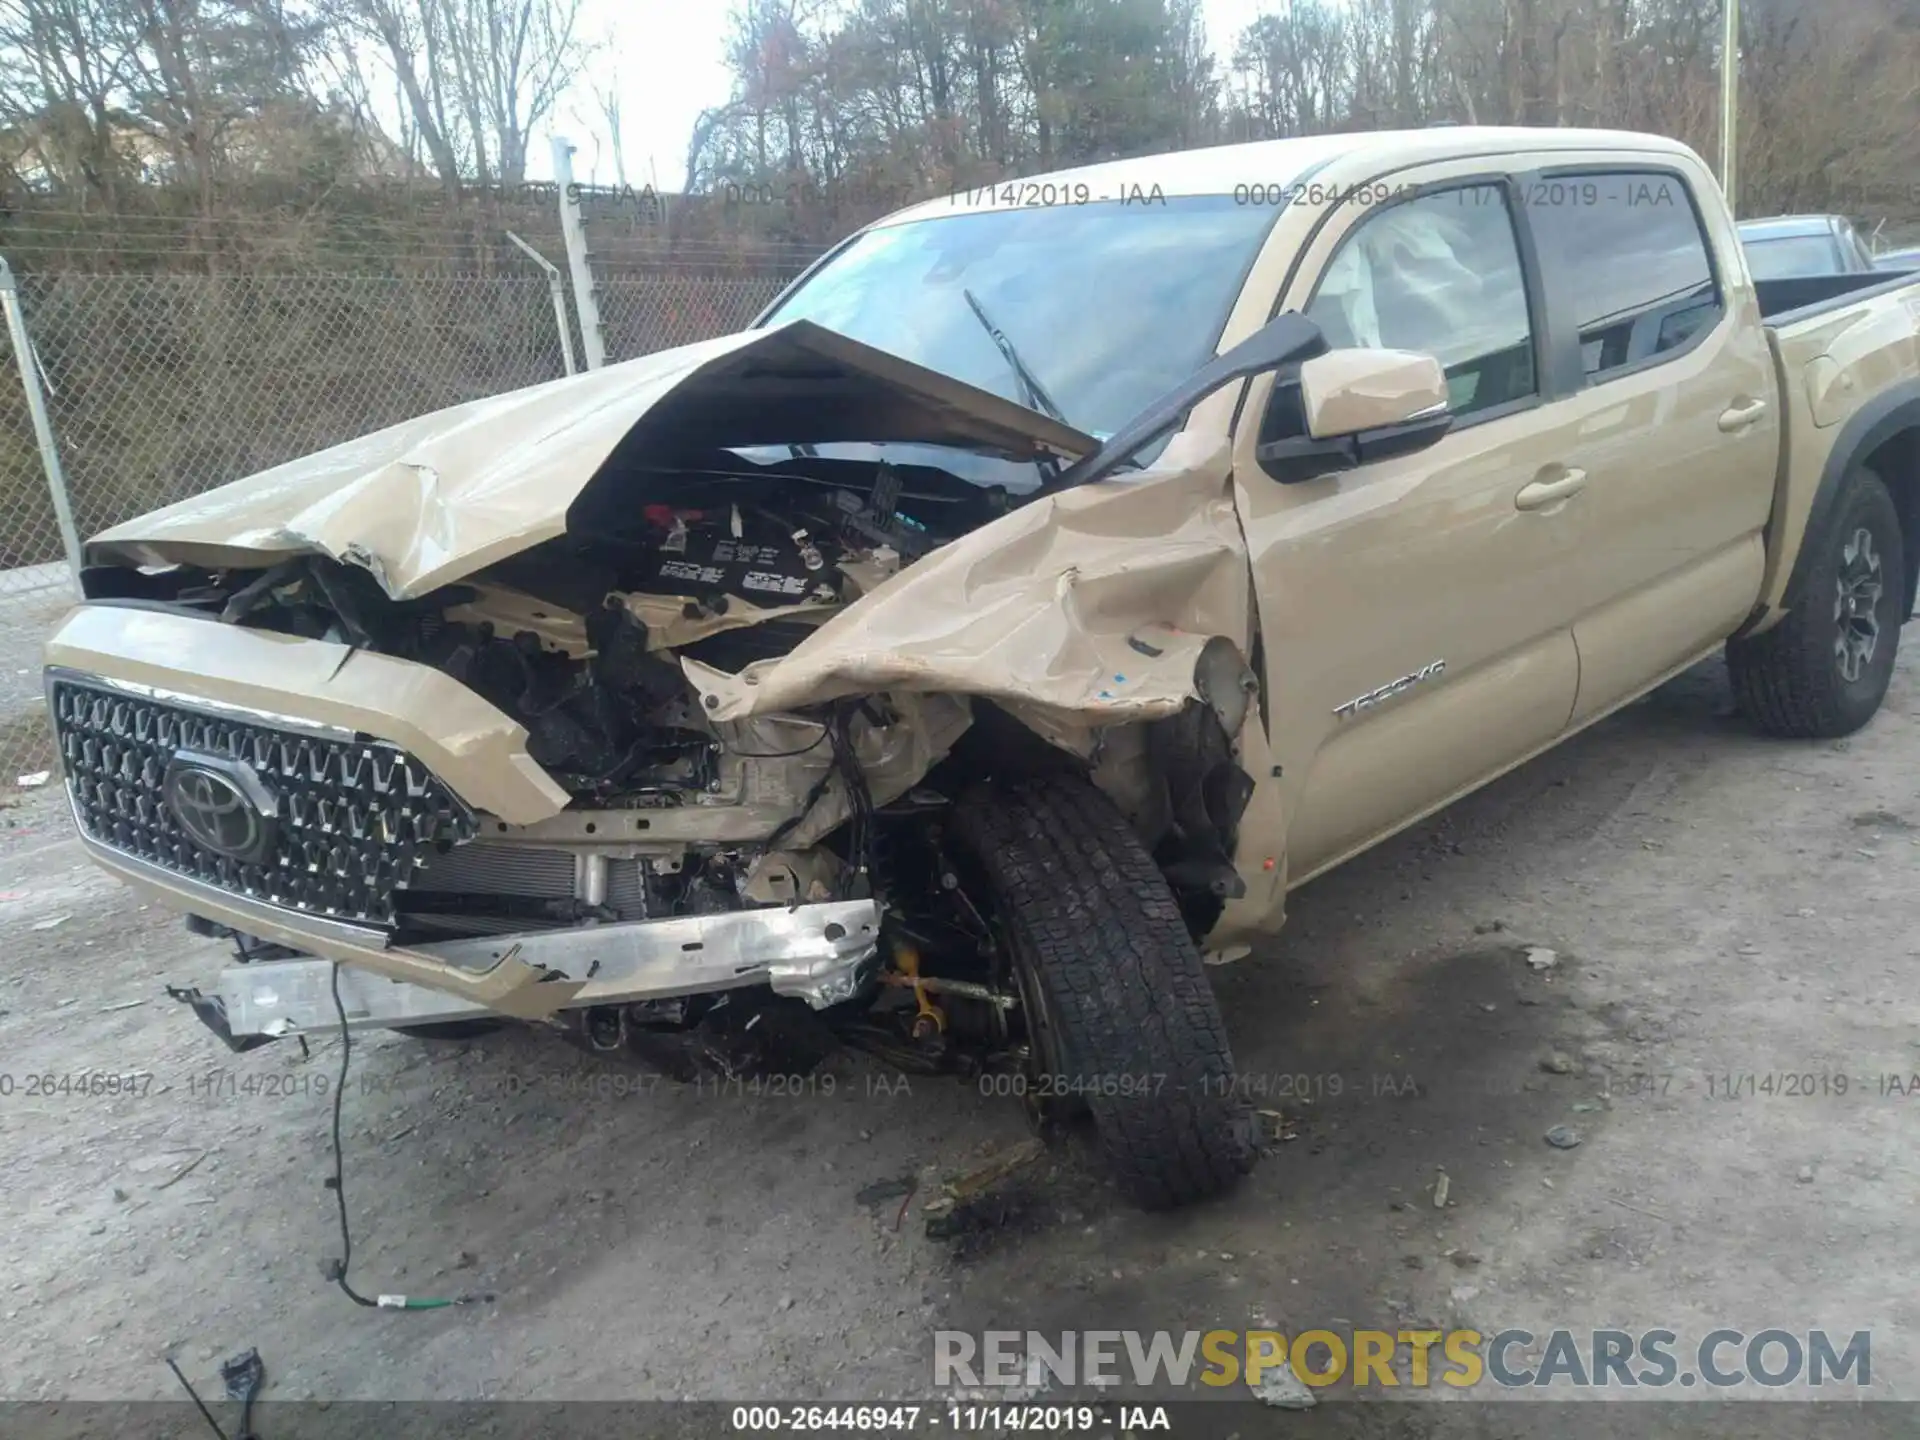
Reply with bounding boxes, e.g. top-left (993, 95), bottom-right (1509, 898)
top-left (1333, 660), bottom-right (1447, 720)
